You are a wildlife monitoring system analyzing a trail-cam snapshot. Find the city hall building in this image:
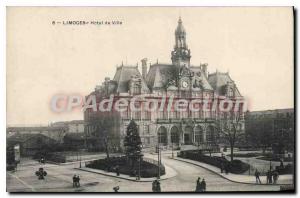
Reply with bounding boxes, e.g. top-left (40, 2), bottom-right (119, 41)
top-left (84, 18), bottom-right (245, 152)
